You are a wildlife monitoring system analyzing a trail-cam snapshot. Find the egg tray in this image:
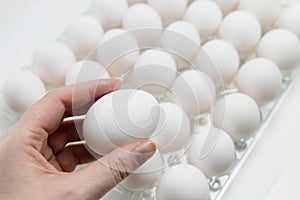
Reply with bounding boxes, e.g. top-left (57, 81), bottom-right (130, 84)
top-left (96, 67), bottom-right (296, 200)
top-left (0, 0), bottom-right (298, 200)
